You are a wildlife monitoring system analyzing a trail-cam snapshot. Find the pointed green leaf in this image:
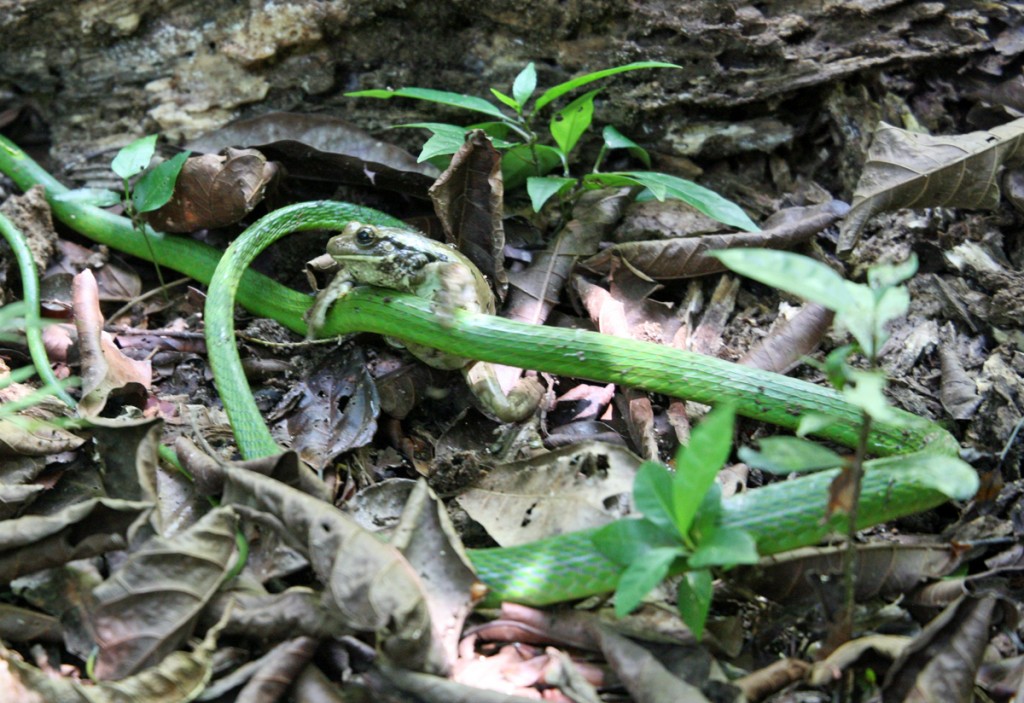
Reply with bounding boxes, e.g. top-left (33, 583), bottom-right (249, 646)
top-left (512, 62), bottom-right (537, 107)
top-left (592, 517), bottom-right (680, 567)
top-left (347, 87), bottom-right (507, 118)
top-left (111, 135), bottom-right (158, 179)
top-left (689, 483), bottom-right (723, 542)
top-left (868, 254), bottom-right (918, 290)
top-left (672, 405), bottom-right (735, 537)
top-left (677, 569), bottom-right (713, 640)
top-left (526, 176), bottom-right (576, 211)
top-left (534, 61), bottom-right (680, 111)
top-left (842, 369), bottom-right (898, 422)
top-left (737, 437), bottom-right (846, 474)
top-left (713, 249), bottom-right (854, 309)
top-left (490, 88), bottom-right (521, 113)
top-left (502, 144), bottom-right (564, 190)
top-left (632, 460), bottom-right (678, 532)
top-left (688, 527), bottom-right (760, 569)
top-left (400, 122), bottom-right (468, 161)
top-left (549, 89), bottom-right (600, 154)
top-left (602, 125), bottom-right (650, 167)
top-left (613, 546), bottom-right (682, 617)
top-left (132, 151), bottom-right (189, 213)
top-left (586, 171), bottom-right (759, 231)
